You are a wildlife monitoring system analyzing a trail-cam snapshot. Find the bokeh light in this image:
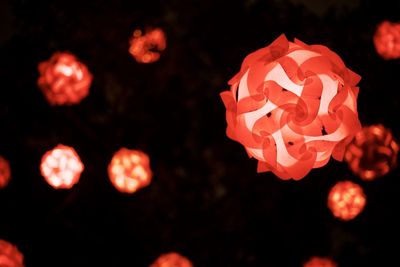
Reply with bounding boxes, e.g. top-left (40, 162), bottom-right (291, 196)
top-left (0, 239), bottom-right (24, 267)
top-left (374, 20), bottom-right (400, 60)
top-left (40, 144), bottom-right (84, 189)
top-left (108, 148), bottom-right (152, 193)
top-left (220, 34), bottom-right (361, 179)
top-left (0, 156), bottom-right (11, 189)
top-left (37, 52), bottom-right (92, 105)
top-left (303, 256), bottom-right (337, 267)
top-left (150, 252), bottom-right (193, 267)
top-left (327, 181), bottom-right (366, 221)
top-left (345, 124), bottom-right (398, 180)
top-left (129, 28), bottom-right (166, 63)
